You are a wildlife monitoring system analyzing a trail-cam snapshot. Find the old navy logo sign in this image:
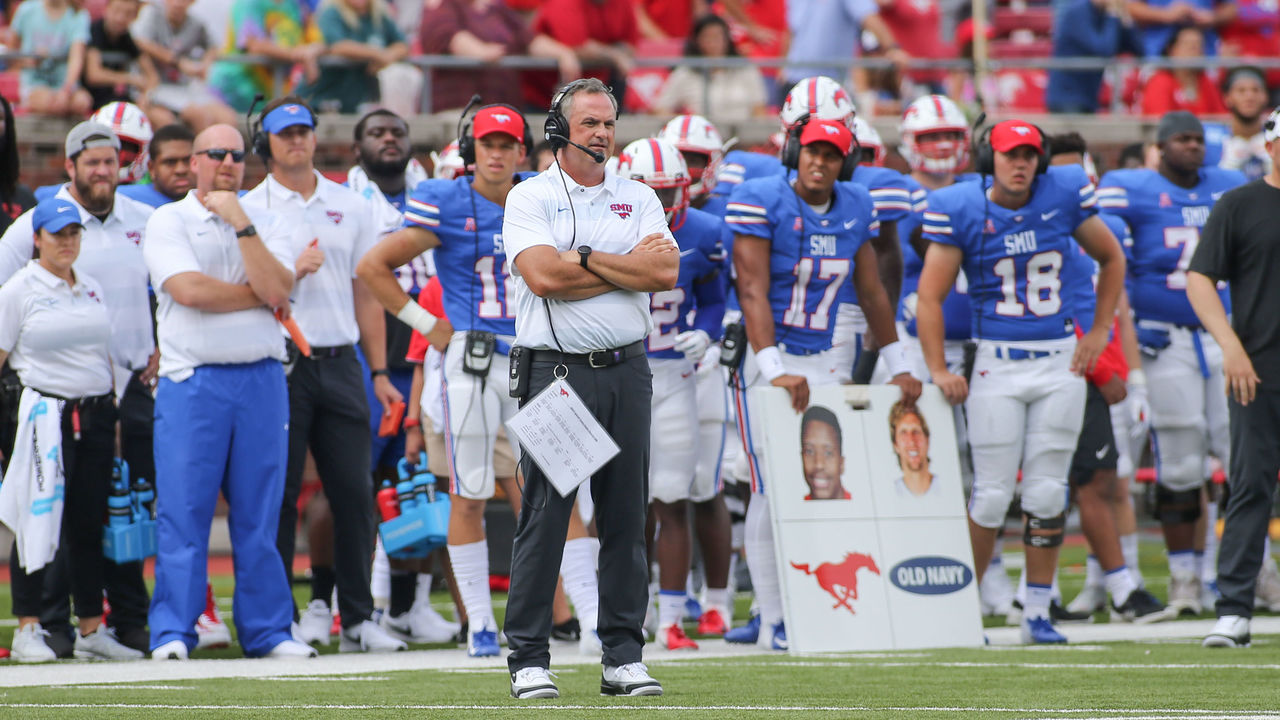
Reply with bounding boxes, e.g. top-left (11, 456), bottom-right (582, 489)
top-left (888, 556), bottom-right (973, 595)
top-left (790, 552), bottom-right (880, 615)
top-left (326, 210), bottom-right (344, 225)
top-left (611, 203), bottom-right (633, 219)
